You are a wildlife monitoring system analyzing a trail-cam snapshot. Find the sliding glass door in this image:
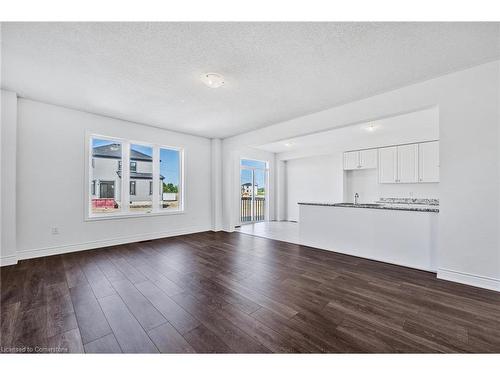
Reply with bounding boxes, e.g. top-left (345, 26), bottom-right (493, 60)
top-left (240, 159), bottom-right (267, 223)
